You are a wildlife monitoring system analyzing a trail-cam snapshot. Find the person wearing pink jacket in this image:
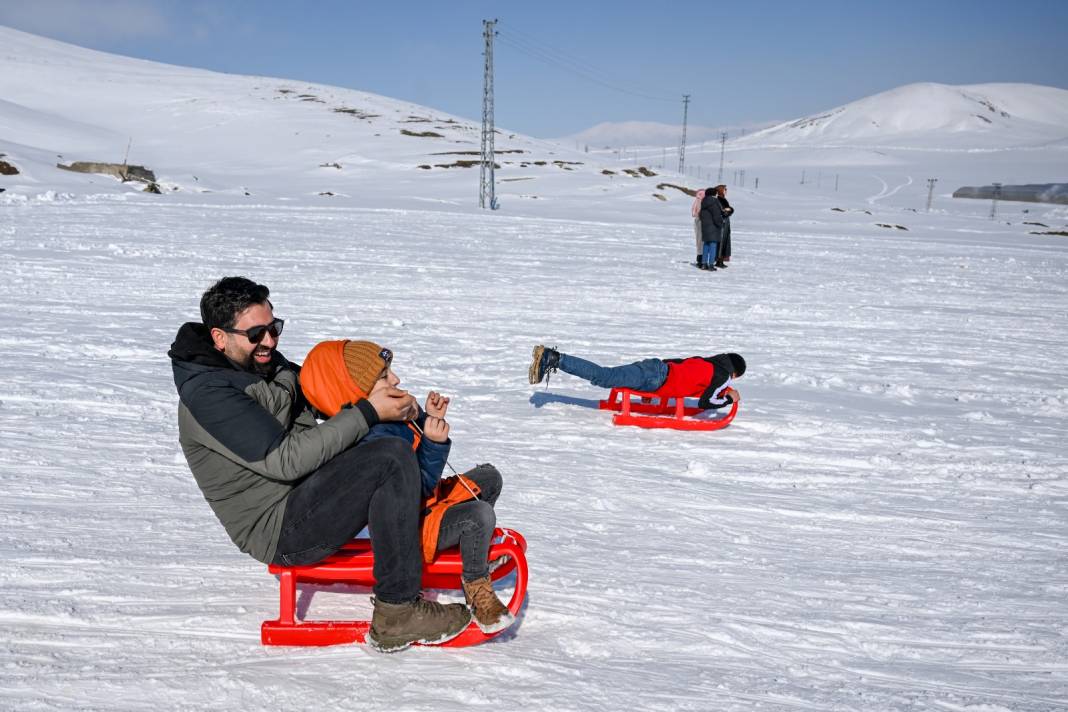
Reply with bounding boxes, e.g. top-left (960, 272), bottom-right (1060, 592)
top-left (690, 188), bottom-right (706, 268)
